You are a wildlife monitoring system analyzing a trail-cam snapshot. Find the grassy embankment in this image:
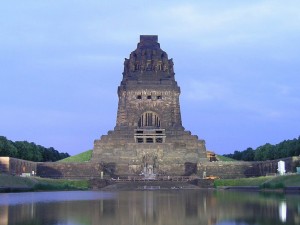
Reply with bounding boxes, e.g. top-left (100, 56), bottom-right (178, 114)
top-left (58, 150), bottom-right (93, 163)
top-left (4, 149), bottom-right (296, 191)
top-left (214, 154), bottom-right (300, 189)
top-left (0, 150), bottom-right (94, 192)
top-left (0, 174), bottom-right (89, 192)
top-left (214, 174), bottom-right (300, 189)
top-left (215, 155), bottom-right (236, 161)
top-left (0, 150), bottom-right (93, 192)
